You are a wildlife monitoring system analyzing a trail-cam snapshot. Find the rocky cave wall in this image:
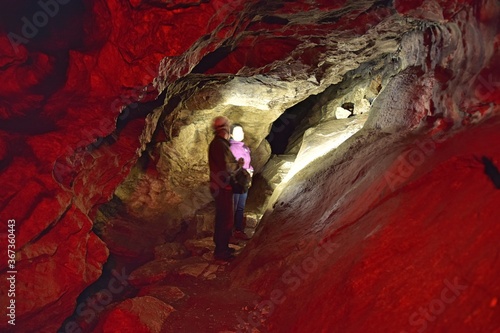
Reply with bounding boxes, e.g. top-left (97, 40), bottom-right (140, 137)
top-left (231, 1), bottom-right (500, 332)
top-left (0, 0), bottom-right (499, 332)
top-left (96, 0), bottom-right (418, 253)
